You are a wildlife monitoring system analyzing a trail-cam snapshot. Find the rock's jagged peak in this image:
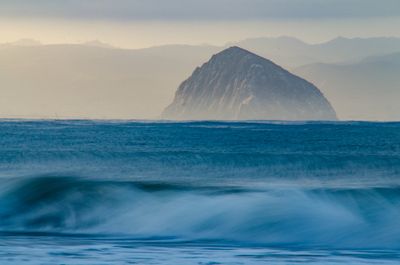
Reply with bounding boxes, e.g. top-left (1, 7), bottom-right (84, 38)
top-left (218, 46), bottom-right (250, 55)
top-left (211, 46), bottom-right (266, 61)
top-left (207, 46), bottom-right (284, 72)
